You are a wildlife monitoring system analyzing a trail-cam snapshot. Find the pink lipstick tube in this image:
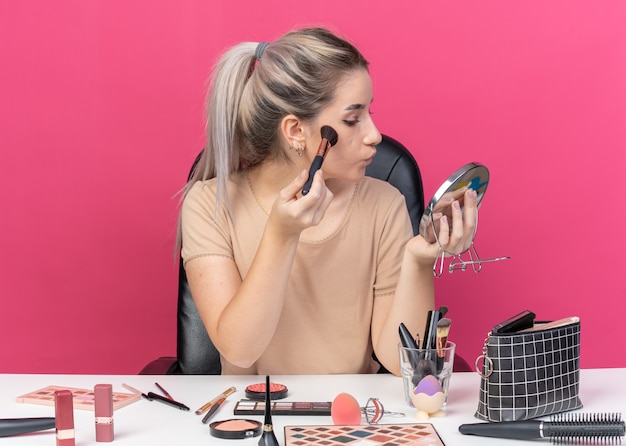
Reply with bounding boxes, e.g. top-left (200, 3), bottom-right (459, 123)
top-left (94, 384), bottom-right (114, 442)
top-left (54, 390), bottom-right (75, 446)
